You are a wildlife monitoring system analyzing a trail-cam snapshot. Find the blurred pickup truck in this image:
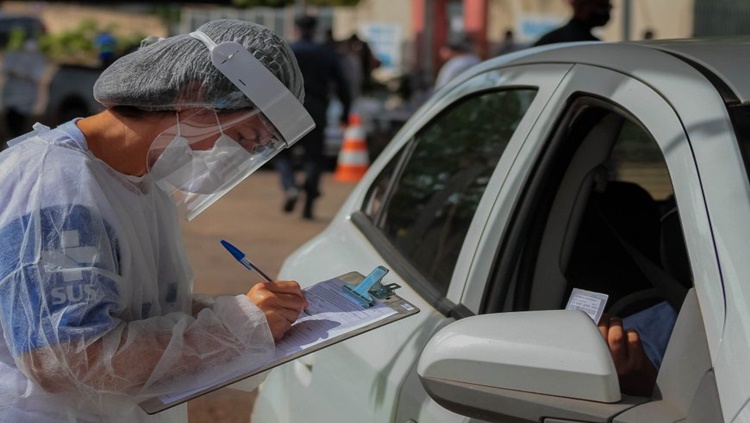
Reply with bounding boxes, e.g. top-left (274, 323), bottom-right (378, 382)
top-left (0, 13), bottom-right (103, 142)
top-left (38, 63), bottom-right (104, 125)
top-left (0, 62), bottom-right (104, 144)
